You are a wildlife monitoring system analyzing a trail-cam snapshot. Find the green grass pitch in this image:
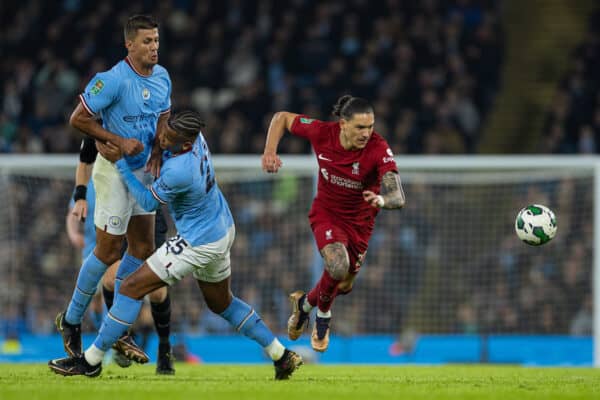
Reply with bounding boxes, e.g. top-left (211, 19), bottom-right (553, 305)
top-left (1, 363), bottom-right (599, 400)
